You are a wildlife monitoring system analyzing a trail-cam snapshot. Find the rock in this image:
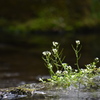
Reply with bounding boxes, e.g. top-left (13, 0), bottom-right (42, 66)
top-left (0, 76), bottom-right (100, 99)
top-left (0, 84), bottom-right (36, 99)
